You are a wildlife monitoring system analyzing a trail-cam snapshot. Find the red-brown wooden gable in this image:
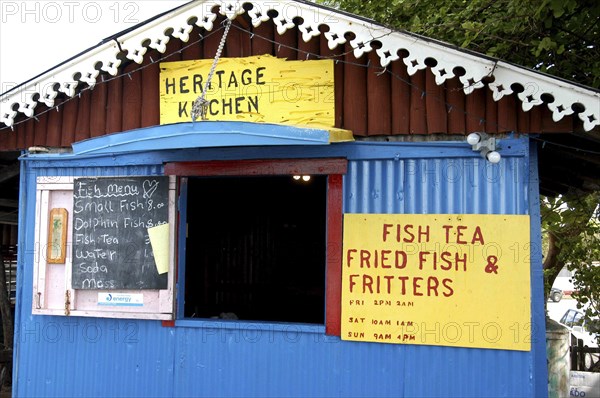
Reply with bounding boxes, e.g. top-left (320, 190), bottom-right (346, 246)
top-left (3, 17), bottom-right (579, 151)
